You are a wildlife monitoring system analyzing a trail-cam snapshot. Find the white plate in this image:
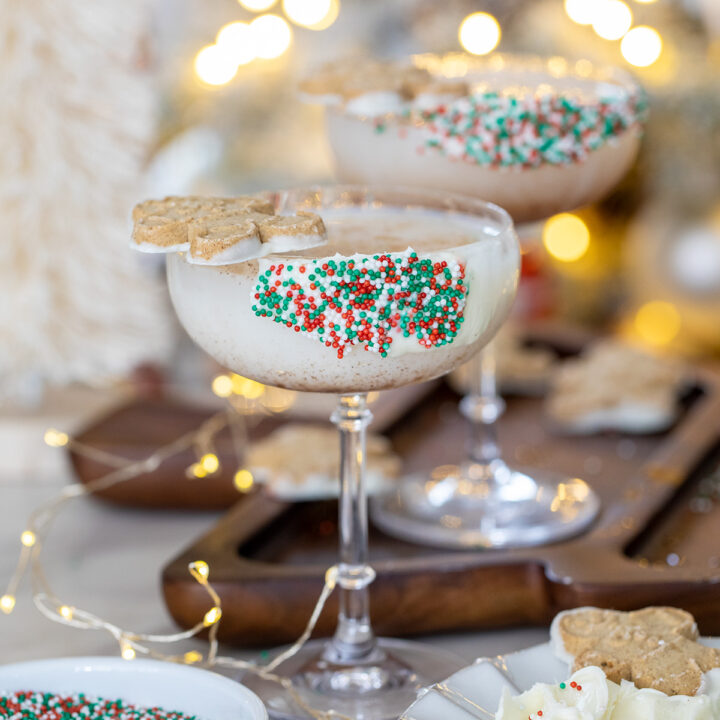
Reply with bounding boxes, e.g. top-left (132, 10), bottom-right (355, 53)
top-left (0, 657), bottom-right (267, 720)
top-left (401, 637), bottom-right (720, 720)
